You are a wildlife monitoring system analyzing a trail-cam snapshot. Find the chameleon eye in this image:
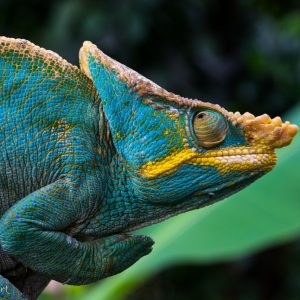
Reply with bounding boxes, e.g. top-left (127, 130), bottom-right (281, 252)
top-left (193, 110), bottom-right (228, 148)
